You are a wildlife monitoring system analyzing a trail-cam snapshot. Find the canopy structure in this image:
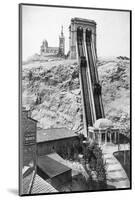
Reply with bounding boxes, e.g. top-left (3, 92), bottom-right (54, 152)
top-left (94, 118), bottom-right (113, 129)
